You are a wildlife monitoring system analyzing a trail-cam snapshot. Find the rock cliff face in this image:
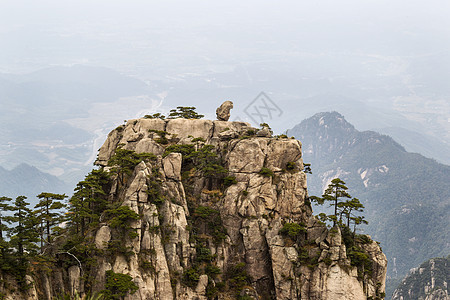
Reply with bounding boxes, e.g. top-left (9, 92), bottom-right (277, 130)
top-left (392, 256), bottom-right (449, 300)
top-left (2, 117), bottom-right (386, 299)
